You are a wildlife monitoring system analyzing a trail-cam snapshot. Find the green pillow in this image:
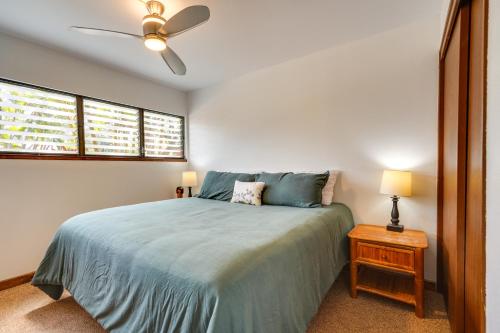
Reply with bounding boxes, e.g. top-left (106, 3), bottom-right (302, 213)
top-left (256, 172), bottom-right (329, 208)
top-left (198, 171), bottom-right (256, 201)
